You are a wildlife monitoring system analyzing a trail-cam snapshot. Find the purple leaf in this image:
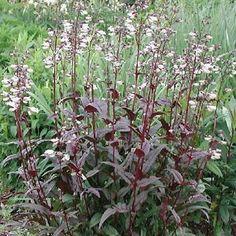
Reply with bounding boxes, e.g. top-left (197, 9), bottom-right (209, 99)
top-left (137, 176), bottom-right (162, 188)
top-left (188, 194), bottom-right (210, 203)
top-left (114, 203), bottom-right (129, 213)
top-left (142, 140), bottom-right (150, 155)
top-left (143, 145), bottom-right (166, 173)
top-left (109, 88), bottom-right (119, 99)
top-left (122, 107), bottom-right (136, 121)
top-left (167, 168), bottom-right (183, 184)
top-left (80, 96), bottom-right (90, 107)
top-left (86, 169), bottom-right (100, 178)
top-left (169, 207), bottom-right (181, 225)
top-left (160, 198), bottom-right (168, 222)
top-left (84, 100), bottom-right (108, 118)
top-left (85, 104), bottom-right (98, 113)
top-left (53, 223), bottom-right (67, 236)
top-left (14, 203), bottom-right (51, 216)
top-left (134, 148), bottom-right (145, 158)
top-left (115, 117), bottom-right (130, 132)
top-left (96, 127), bottom-right (113, 139)
top-left (86, 188), bottom-right (100, 198)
